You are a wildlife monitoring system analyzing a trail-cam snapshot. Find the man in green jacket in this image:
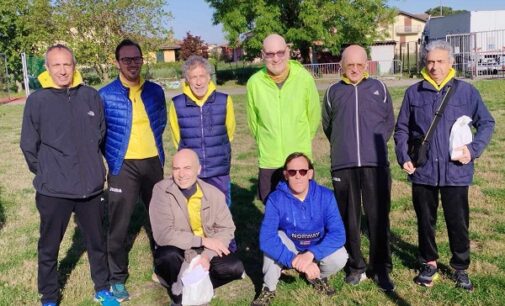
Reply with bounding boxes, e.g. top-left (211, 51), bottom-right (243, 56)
top-left (247, 33), bottom-right (321, 203)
